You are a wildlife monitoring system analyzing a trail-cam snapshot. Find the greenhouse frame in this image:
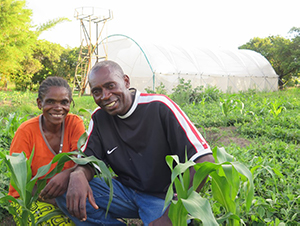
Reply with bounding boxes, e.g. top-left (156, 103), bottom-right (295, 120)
top-left (96, 34), bottom-right (279, 93)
